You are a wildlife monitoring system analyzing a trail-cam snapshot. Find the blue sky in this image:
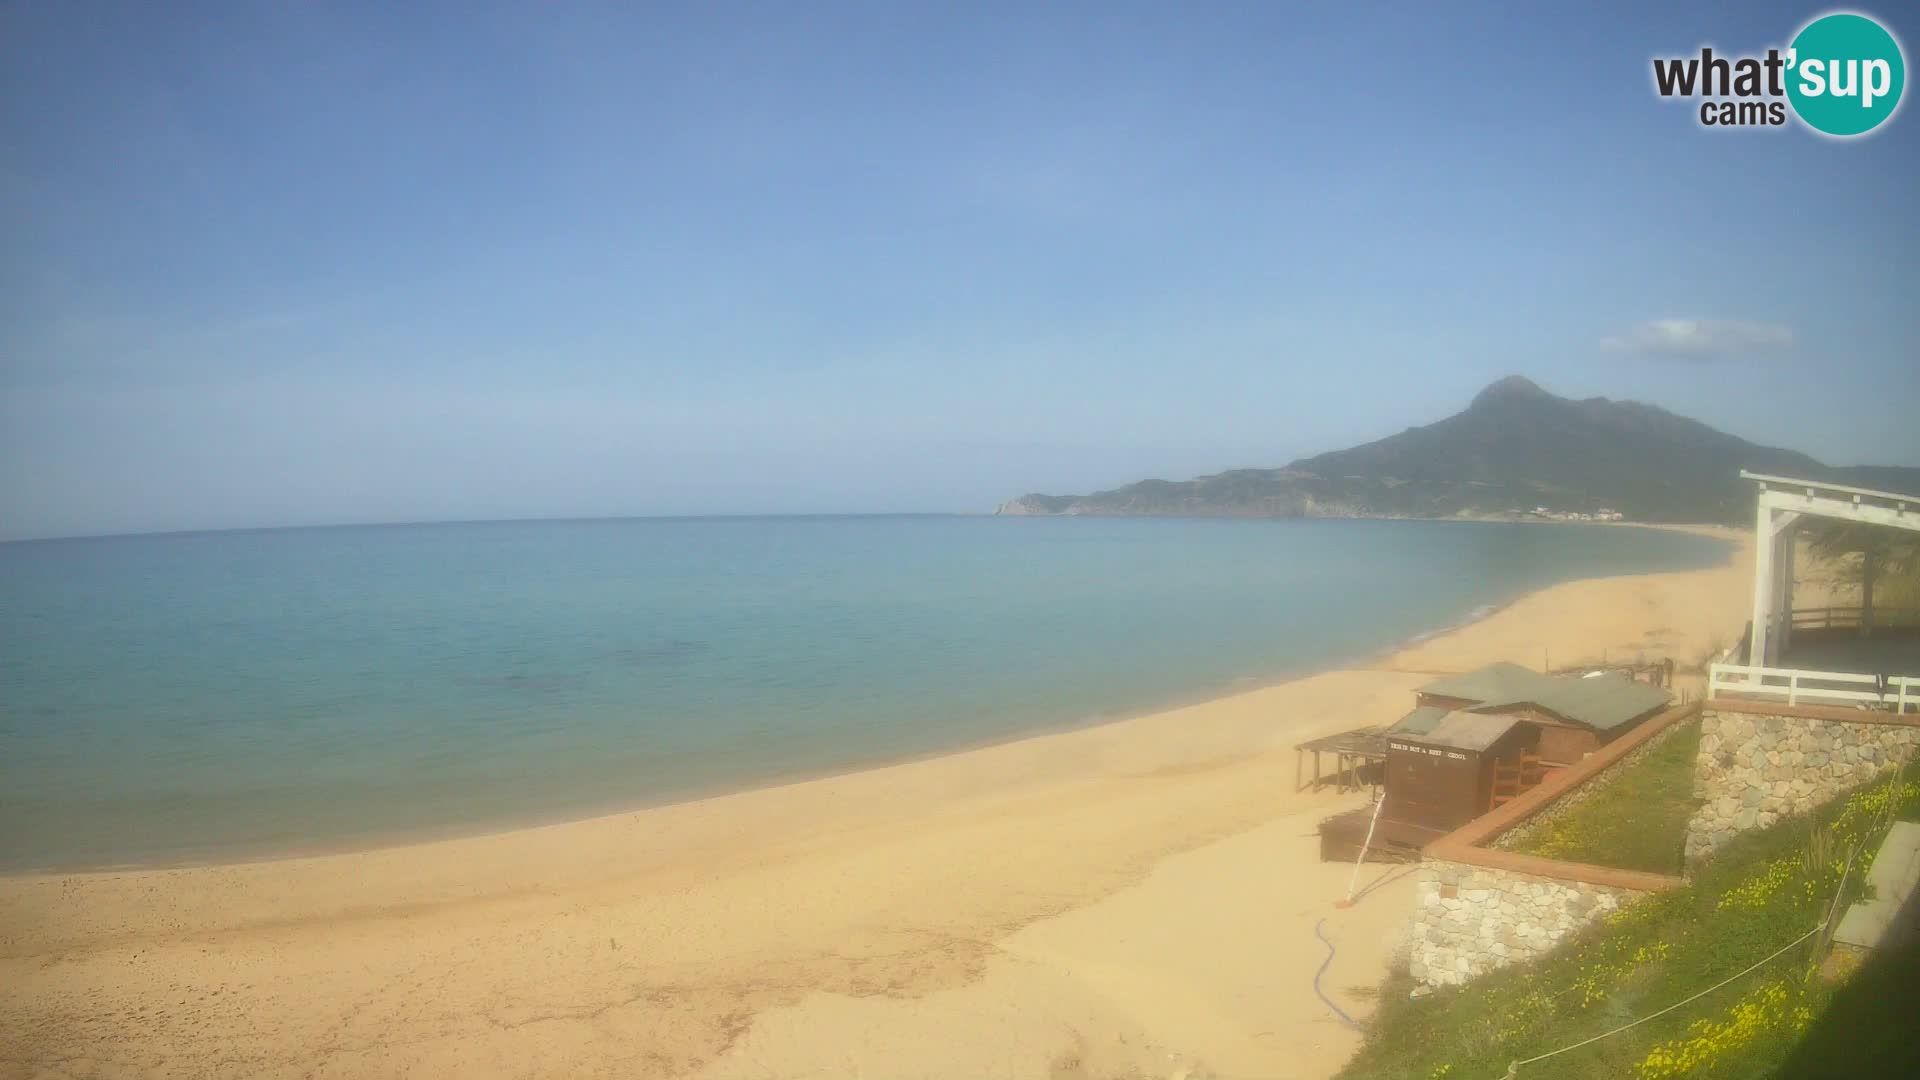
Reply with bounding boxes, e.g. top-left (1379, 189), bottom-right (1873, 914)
top-left (2, 2), bottom-right (1916, 540)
